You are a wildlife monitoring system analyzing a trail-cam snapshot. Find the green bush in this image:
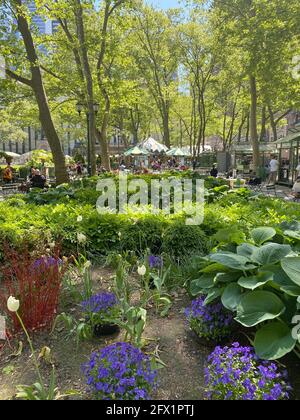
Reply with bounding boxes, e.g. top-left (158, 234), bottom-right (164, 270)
top-left (162, 221), bottom-right (209, 260)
